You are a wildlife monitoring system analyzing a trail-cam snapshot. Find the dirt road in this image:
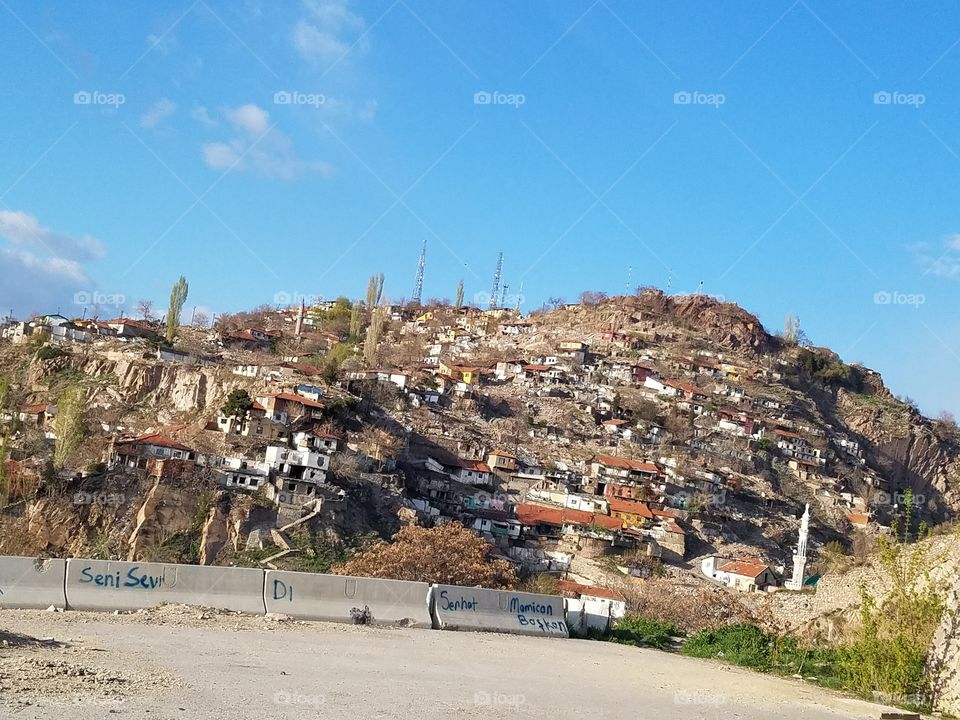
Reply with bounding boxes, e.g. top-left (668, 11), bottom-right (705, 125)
top-left (0, 606), bottom-right (895, 719)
